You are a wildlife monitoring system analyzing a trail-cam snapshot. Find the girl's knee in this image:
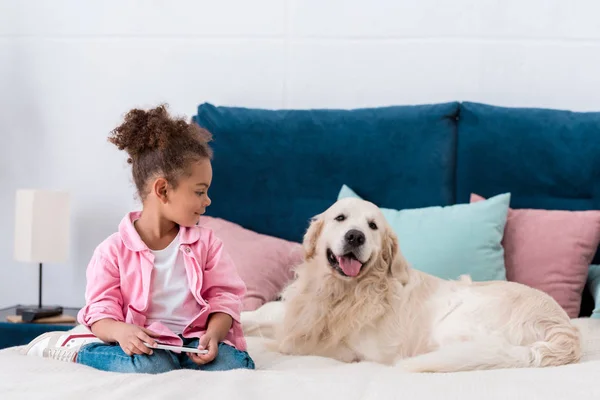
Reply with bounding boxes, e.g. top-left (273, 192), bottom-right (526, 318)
top-left (212, 344), bottom-right (255, 371)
